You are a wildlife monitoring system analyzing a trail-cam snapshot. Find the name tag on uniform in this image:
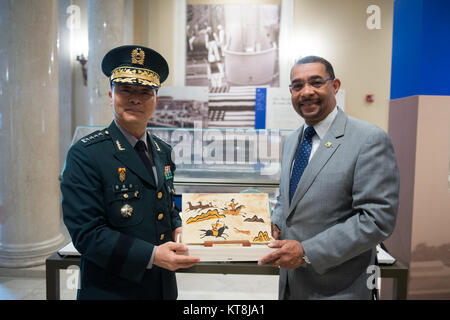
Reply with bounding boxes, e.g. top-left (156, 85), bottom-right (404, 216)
top-left (113, 183), bottom-right (135, 192)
